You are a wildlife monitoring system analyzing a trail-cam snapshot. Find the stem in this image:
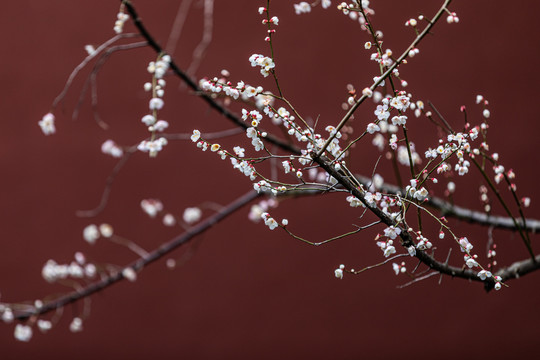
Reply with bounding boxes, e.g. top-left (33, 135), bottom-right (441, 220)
top-left (470, 157), bottom-right (534, 260)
